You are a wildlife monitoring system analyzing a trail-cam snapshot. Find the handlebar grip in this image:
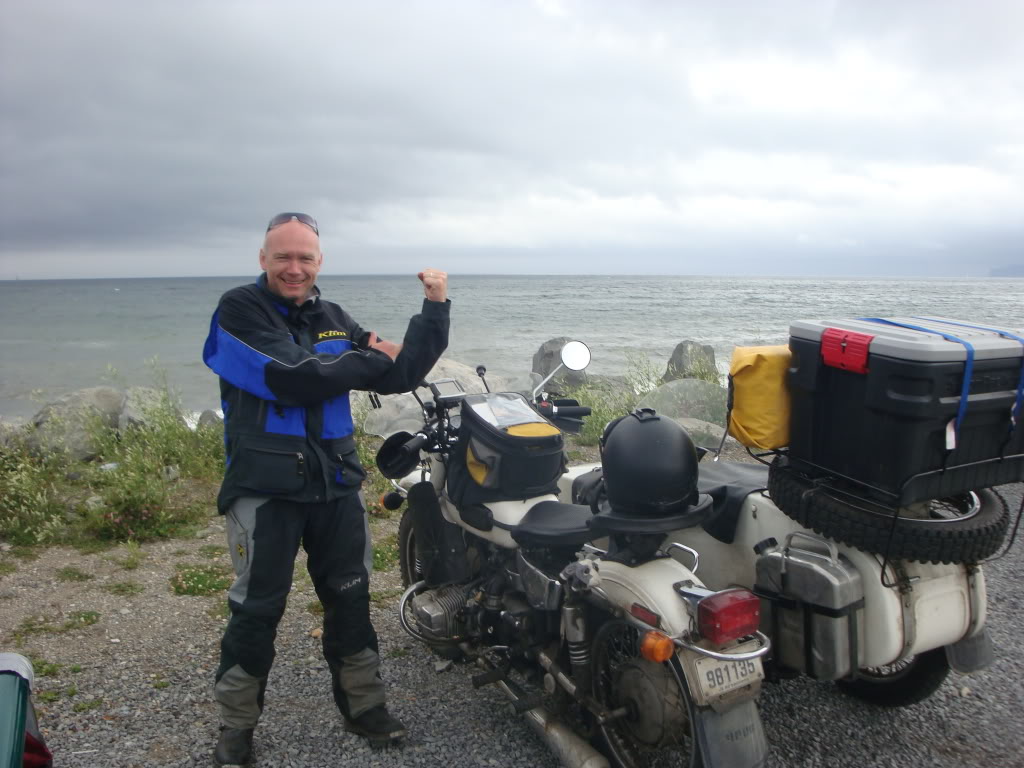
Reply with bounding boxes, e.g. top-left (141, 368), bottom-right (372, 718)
top-left (536, 403), bottom-right (591, 419)
top-left (400, 432), bottom-right (429, 455)
top-left (555, 406), bottom-right (591, 418)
